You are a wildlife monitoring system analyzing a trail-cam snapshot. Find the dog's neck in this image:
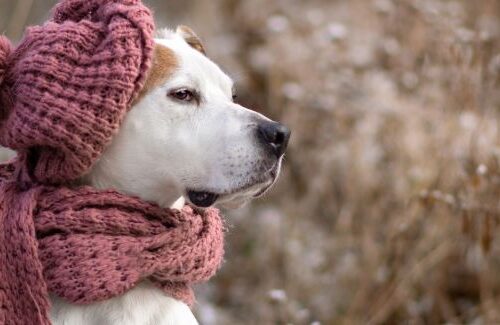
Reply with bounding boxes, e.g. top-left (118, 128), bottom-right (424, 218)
top-left (79, 172), bottom-right (185, 209)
